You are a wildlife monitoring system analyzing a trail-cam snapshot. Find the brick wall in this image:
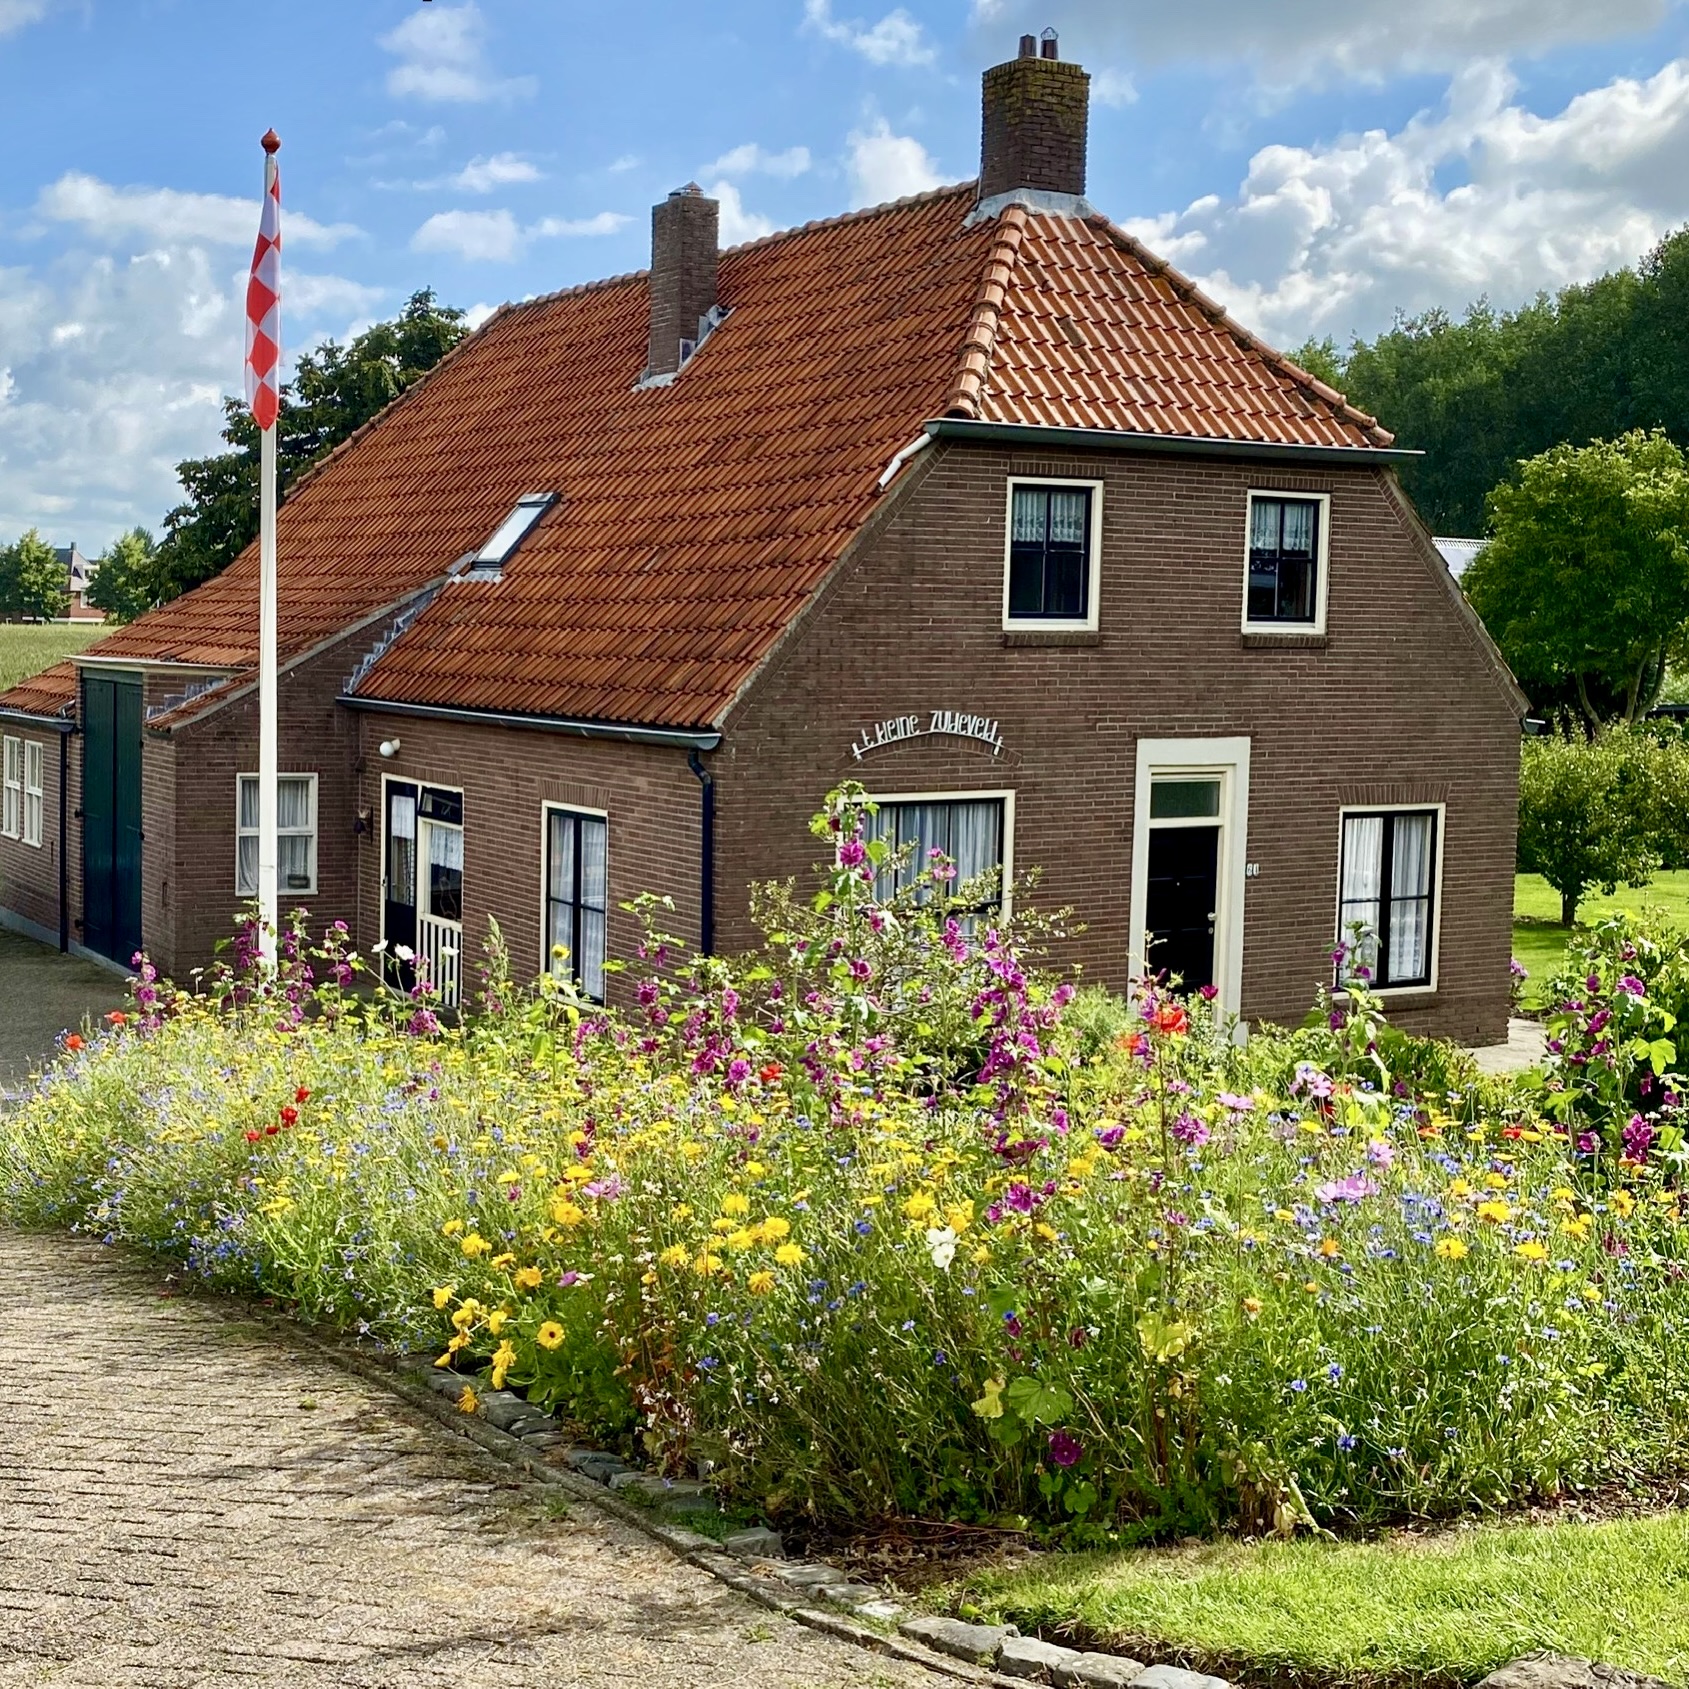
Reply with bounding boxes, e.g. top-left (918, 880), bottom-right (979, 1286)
top-left (980, 55), bottom-right (1089, 200)
top-left (350, 714), bottom-right (702, 1000)
top-left (0, 726), bottom-right (66, 941)
top-left (713, 442), bottom-right (1521, 1044)
top-left (646, 188), bottom-right (719, 379)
